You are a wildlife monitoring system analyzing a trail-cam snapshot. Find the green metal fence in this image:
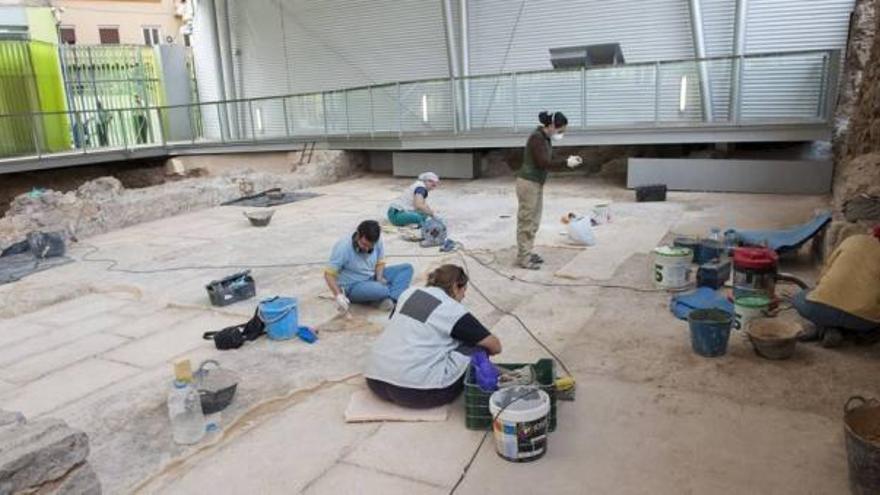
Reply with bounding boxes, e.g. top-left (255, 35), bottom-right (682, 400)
top-left (0, 40), bottom-right (70, 156)
top-left (59, 45), bottom-right (166, 149)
